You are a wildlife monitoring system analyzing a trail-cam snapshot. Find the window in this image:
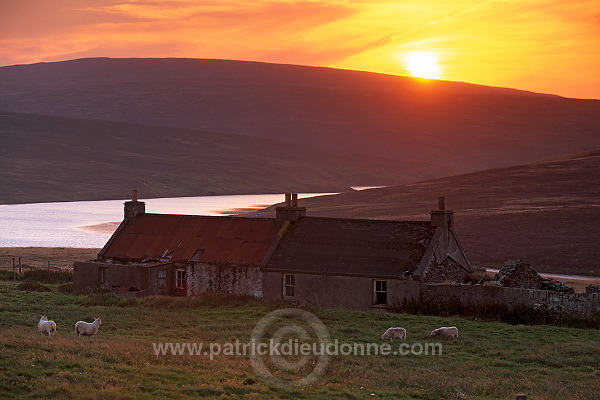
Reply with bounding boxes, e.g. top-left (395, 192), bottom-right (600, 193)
top-left (283, 274), bottom-right (295, 298)
top-left (99, 267), bottom-right (108, 285)
top-left (374, 280), bottom-right (387, 304)
top-left (176, 269), bottom-right (186, 289)
top-left (158, 270), bottom-right (167, 288)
